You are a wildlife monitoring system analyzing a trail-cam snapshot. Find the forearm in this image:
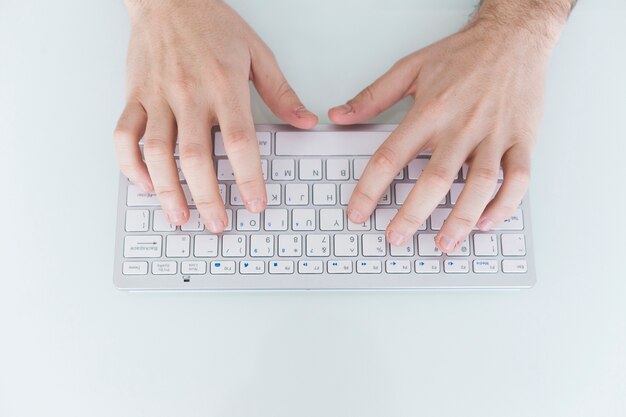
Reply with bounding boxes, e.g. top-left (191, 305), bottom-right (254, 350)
top-left (470, 0), bottom-right (575, 48)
